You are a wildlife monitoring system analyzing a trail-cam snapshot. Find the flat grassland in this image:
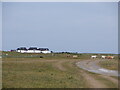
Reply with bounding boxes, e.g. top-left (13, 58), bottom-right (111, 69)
top-left (2, 52), bottom-right (118, 88)
top-left (98, 59), bottom-right (118, 70)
